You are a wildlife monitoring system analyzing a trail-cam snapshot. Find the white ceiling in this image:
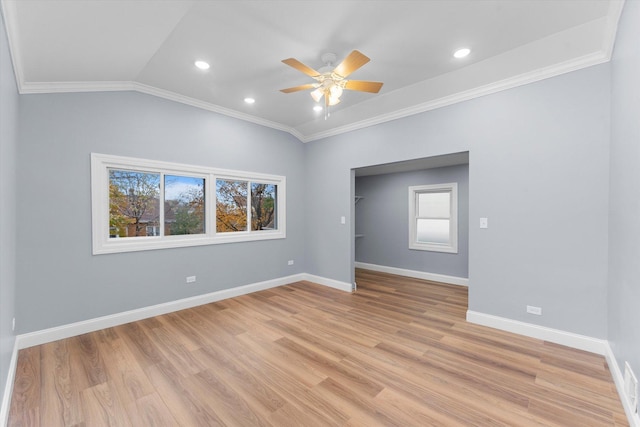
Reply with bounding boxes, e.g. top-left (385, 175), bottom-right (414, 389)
top-left (1, 0), bottom-right (623, 142)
